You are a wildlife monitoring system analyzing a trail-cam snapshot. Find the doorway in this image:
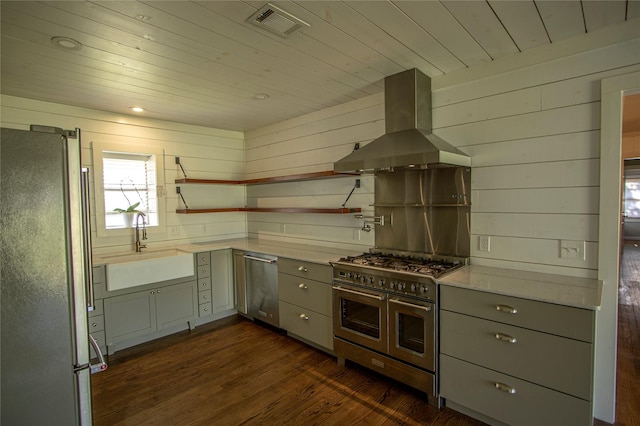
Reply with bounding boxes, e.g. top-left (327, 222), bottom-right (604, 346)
top-left (597, 72), bottom-right (640, 423)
